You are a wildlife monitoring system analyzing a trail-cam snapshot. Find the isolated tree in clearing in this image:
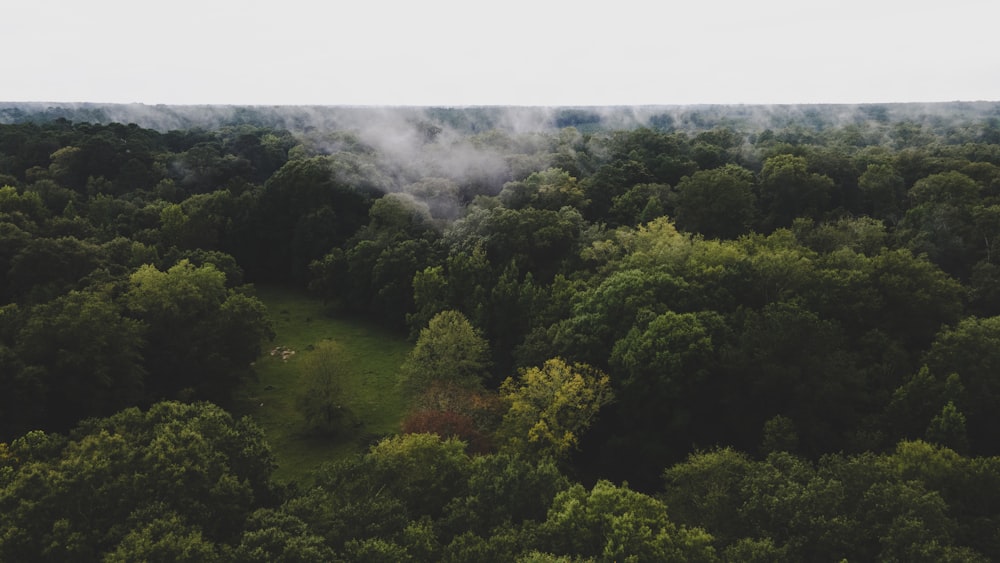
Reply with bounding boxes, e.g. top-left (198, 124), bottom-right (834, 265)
top-left (296, 340), bottom-right (353, 436)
